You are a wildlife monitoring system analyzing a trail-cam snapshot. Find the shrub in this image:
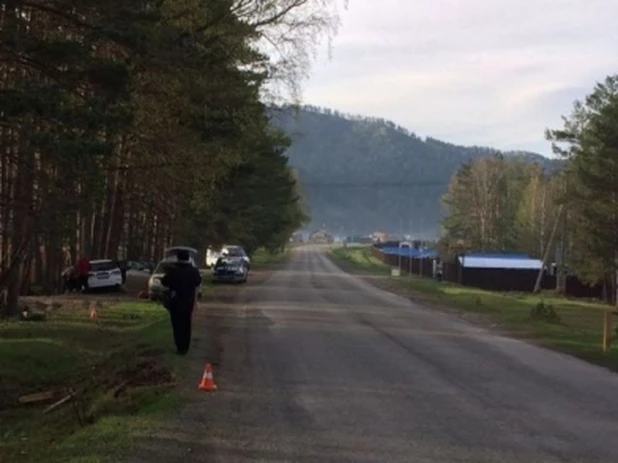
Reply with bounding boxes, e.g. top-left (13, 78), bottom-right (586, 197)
top-left (530, 300), bottom-right (561, 324)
